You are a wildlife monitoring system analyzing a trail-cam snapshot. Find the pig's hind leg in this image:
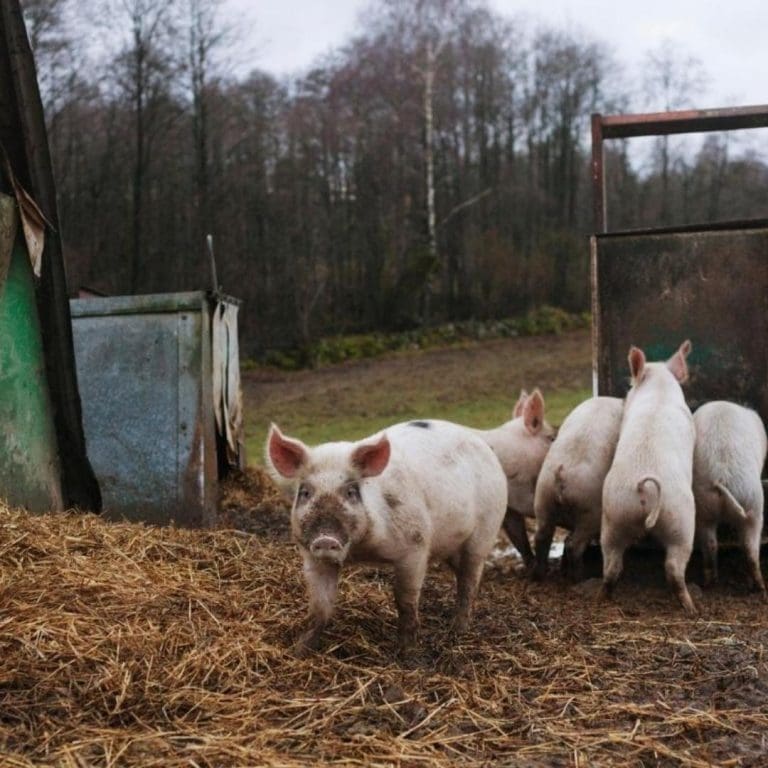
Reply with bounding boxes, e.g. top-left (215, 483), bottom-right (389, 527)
top-left (532, 492), bottom-right (557, 581)
top-left (664, 541), bottom-right (697, 615)
top-left (564, 519), bottom-right (597, 583)
top-left (502, 508), bottom-right (534, 569)
top-left (599, 524), bottom-right (627, 602)
top-left (696, 522), bottom-right (719, 586)
top-left (741, 511), bottom-right (767, 598)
